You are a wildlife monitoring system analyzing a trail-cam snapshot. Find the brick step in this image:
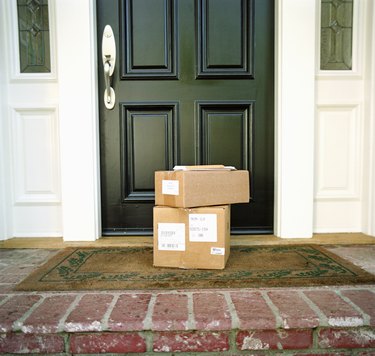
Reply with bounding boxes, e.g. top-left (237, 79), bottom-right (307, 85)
top-left (0, 288), bottom-right (374, 354)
